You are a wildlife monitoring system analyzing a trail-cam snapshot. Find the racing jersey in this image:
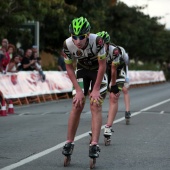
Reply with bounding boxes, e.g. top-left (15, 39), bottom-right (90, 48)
top-left (106, 45), bottom-right (129, 71)
top-left (107, 45), bottom-right (125, 66)
top-left (63, 33), bottom-right (106, 70)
